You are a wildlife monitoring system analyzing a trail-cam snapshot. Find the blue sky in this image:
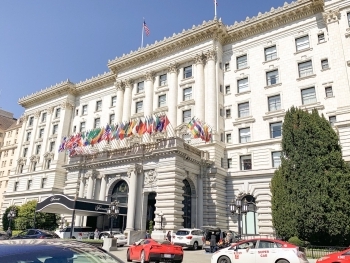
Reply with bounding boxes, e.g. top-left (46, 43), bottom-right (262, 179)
top-left (1, 0), bottom-right (288, 118)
